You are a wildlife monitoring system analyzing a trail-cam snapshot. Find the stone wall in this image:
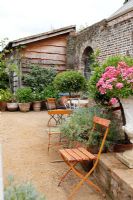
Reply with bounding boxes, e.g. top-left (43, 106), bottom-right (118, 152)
top-left (66, 12), bottom-right (133, 72)
top-left (94, 154), bottom-right (133, 200)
